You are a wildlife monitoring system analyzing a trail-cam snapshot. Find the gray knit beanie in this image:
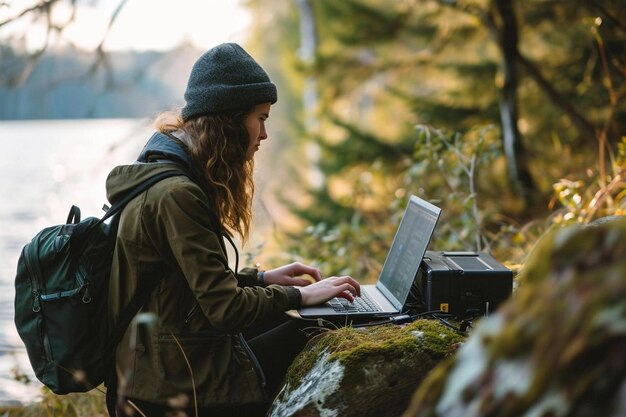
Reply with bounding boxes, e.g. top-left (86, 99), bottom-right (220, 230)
top-left (181, 43), bottom-right (277, 121)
